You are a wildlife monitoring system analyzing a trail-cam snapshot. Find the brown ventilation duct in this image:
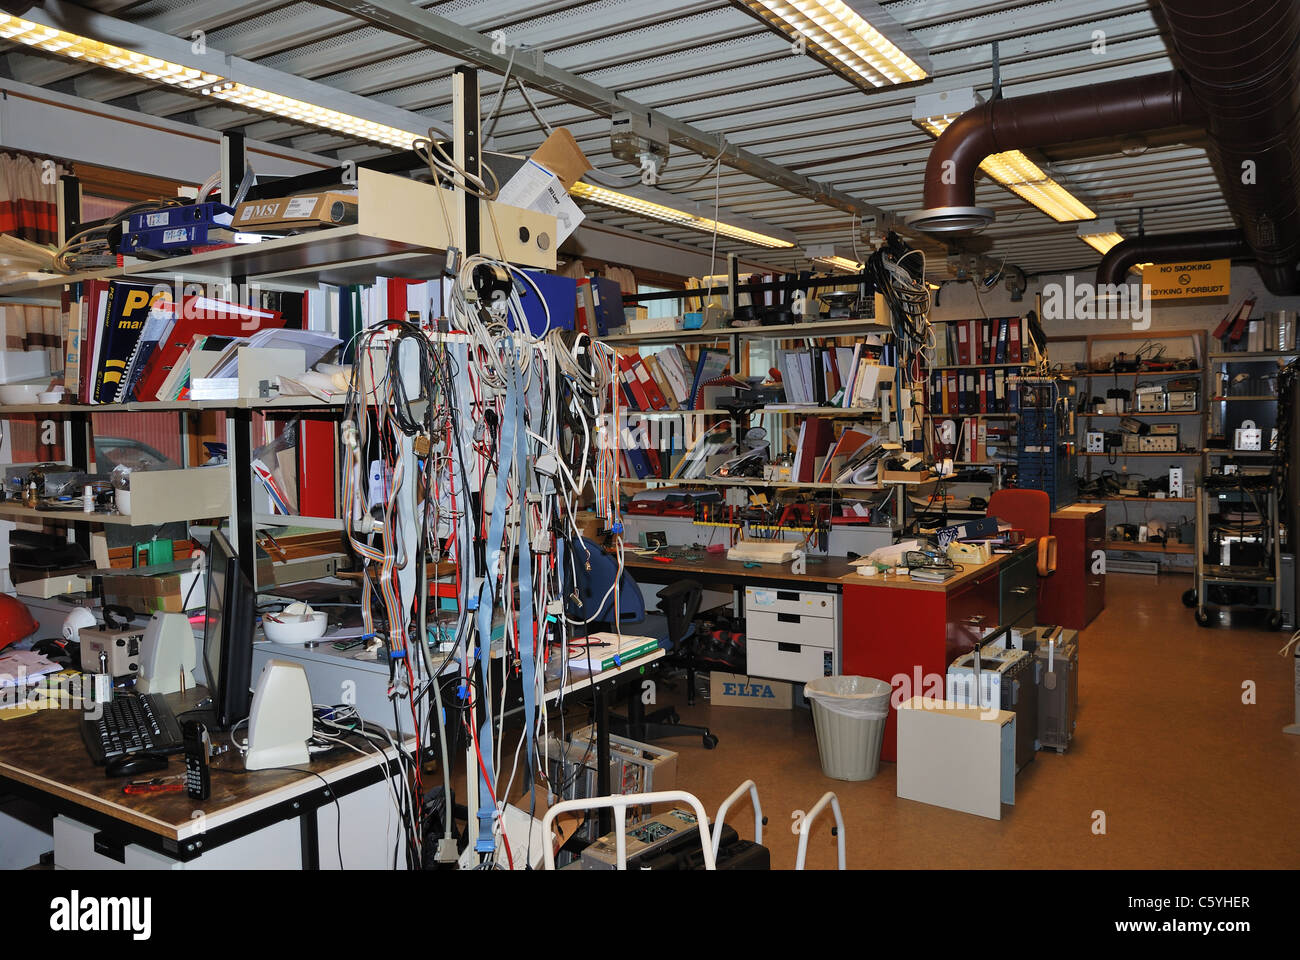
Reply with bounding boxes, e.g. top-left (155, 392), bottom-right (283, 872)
top-left (1150, 0), bottom-right (1300, 294)
top-left (906, 73), bottom-right (1205, 235)
top-left (1097, 229), bottom-right (1250, 287)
